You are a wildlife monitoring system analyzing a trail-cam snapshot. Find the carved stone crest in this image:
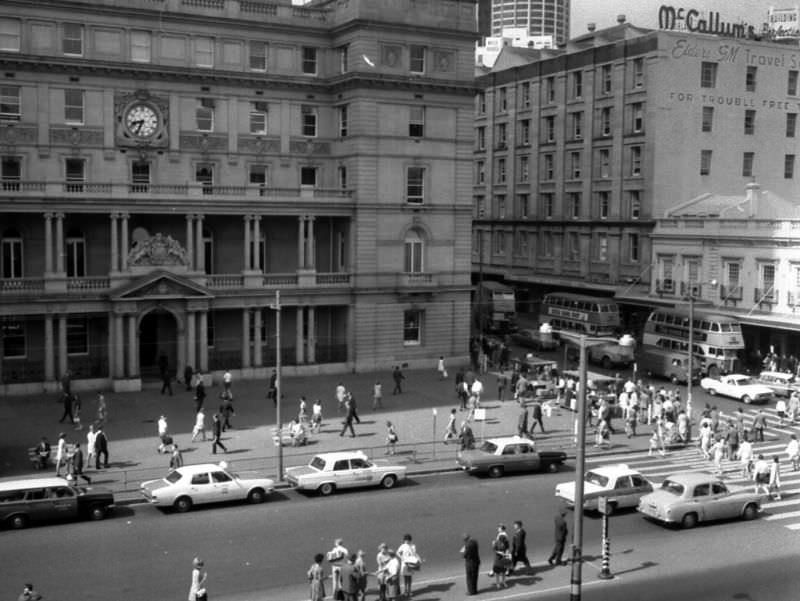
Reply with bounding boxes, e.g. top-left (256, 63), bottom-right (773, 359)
top-left (128, 233), bottom-right (189, 267)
